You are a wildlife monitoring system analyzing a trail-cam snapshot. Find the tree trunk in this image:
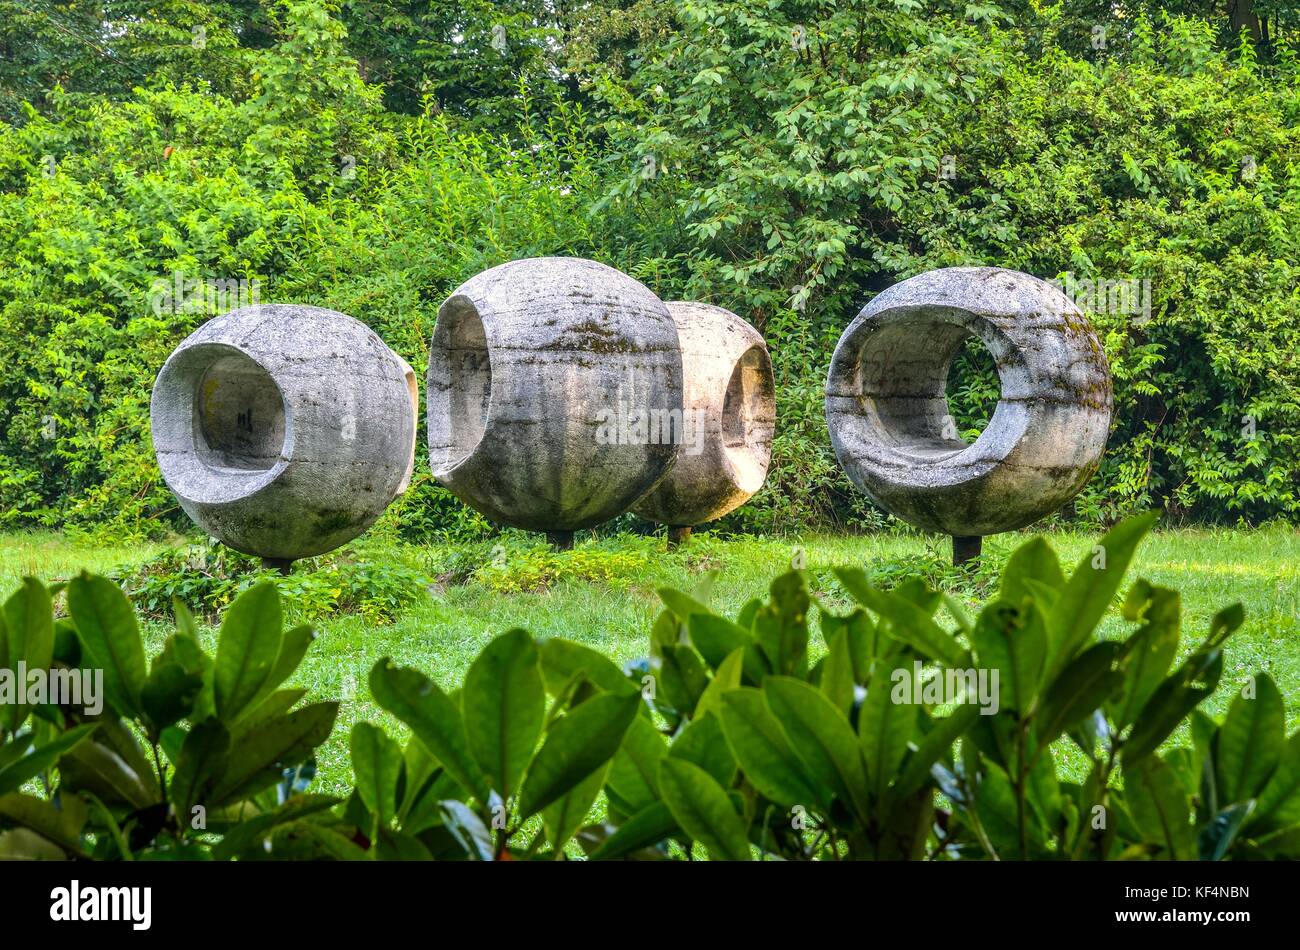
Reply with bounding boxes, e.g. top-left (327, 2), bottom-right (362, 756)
top-left (1229, 0), bottom-right (1262, 42)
